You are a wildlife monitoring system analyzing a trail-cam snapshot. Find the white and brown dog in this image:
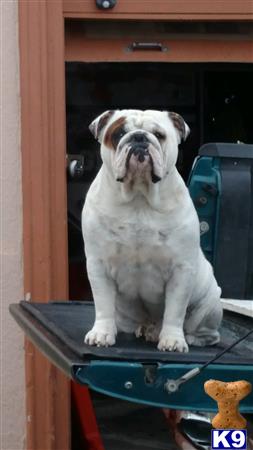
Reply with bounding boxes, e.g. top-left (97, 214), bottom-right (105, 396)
top-left (82, 109), bottom-right (222, 352)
